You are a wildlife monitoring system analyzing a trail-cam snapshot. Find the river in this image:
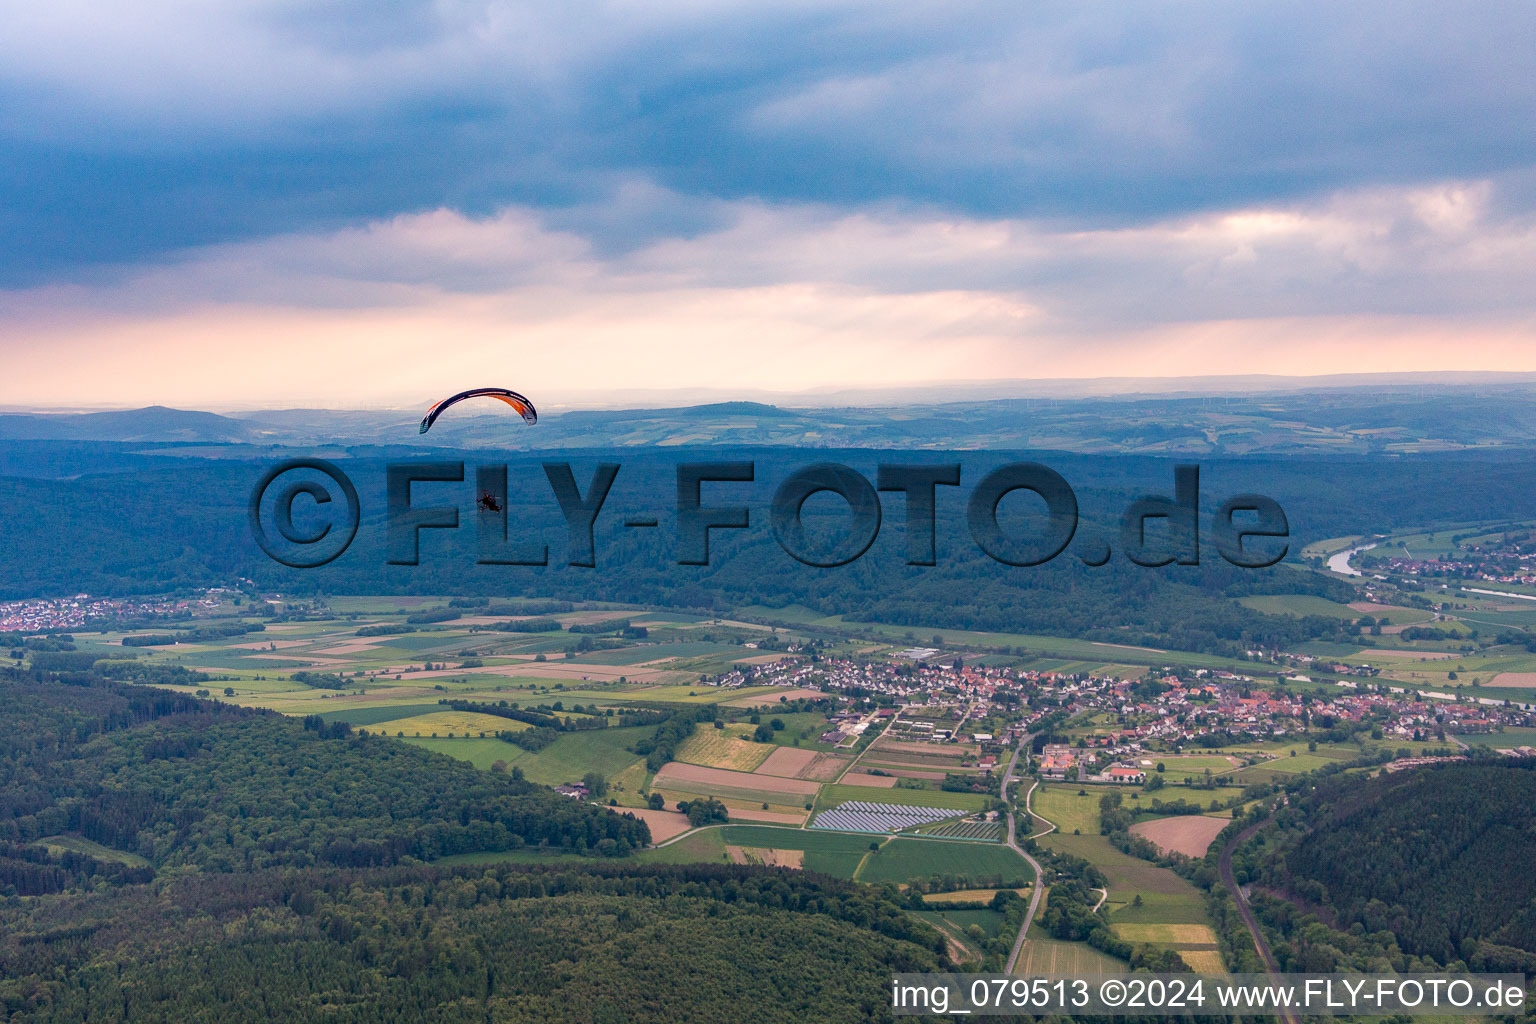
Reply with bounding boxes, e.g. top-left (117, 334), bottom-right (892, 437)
top-left (1327, 541), bottom-right (1377, 576)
